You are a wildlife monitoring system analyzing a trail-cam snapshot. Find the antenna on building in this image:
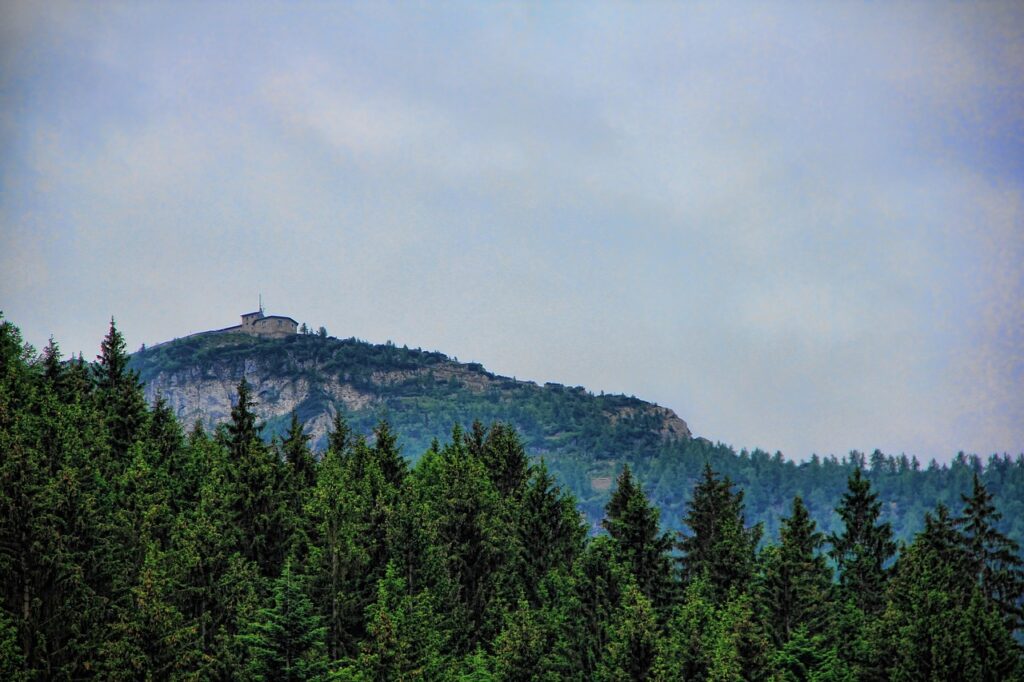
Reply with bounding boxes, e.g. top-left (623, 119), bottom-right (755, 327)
top-left (259, 291), bottom-right (264, 315)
